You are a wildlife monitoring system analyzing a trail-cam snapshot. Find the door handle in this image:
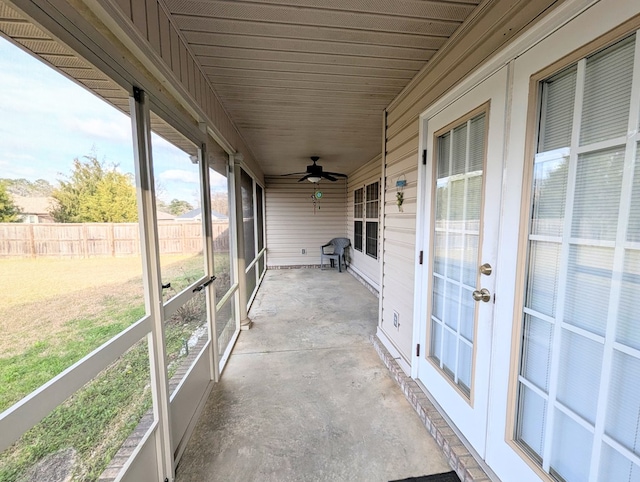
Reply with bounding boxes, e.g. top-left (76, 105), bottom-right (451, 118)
top-left (472, 288), bottom-right (491, 303)
top-left (192, 275), bottom-right (216, 293)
